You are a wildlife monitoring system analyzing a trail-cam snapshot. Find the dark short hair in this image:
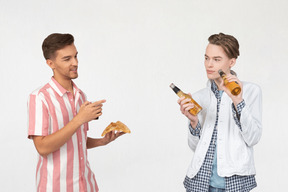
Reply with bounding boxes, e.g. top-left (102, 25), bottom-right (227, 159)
top-left (42, 33), bottom-right (74, 60)
top-left (208, 33), bottom-right (240, 59)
